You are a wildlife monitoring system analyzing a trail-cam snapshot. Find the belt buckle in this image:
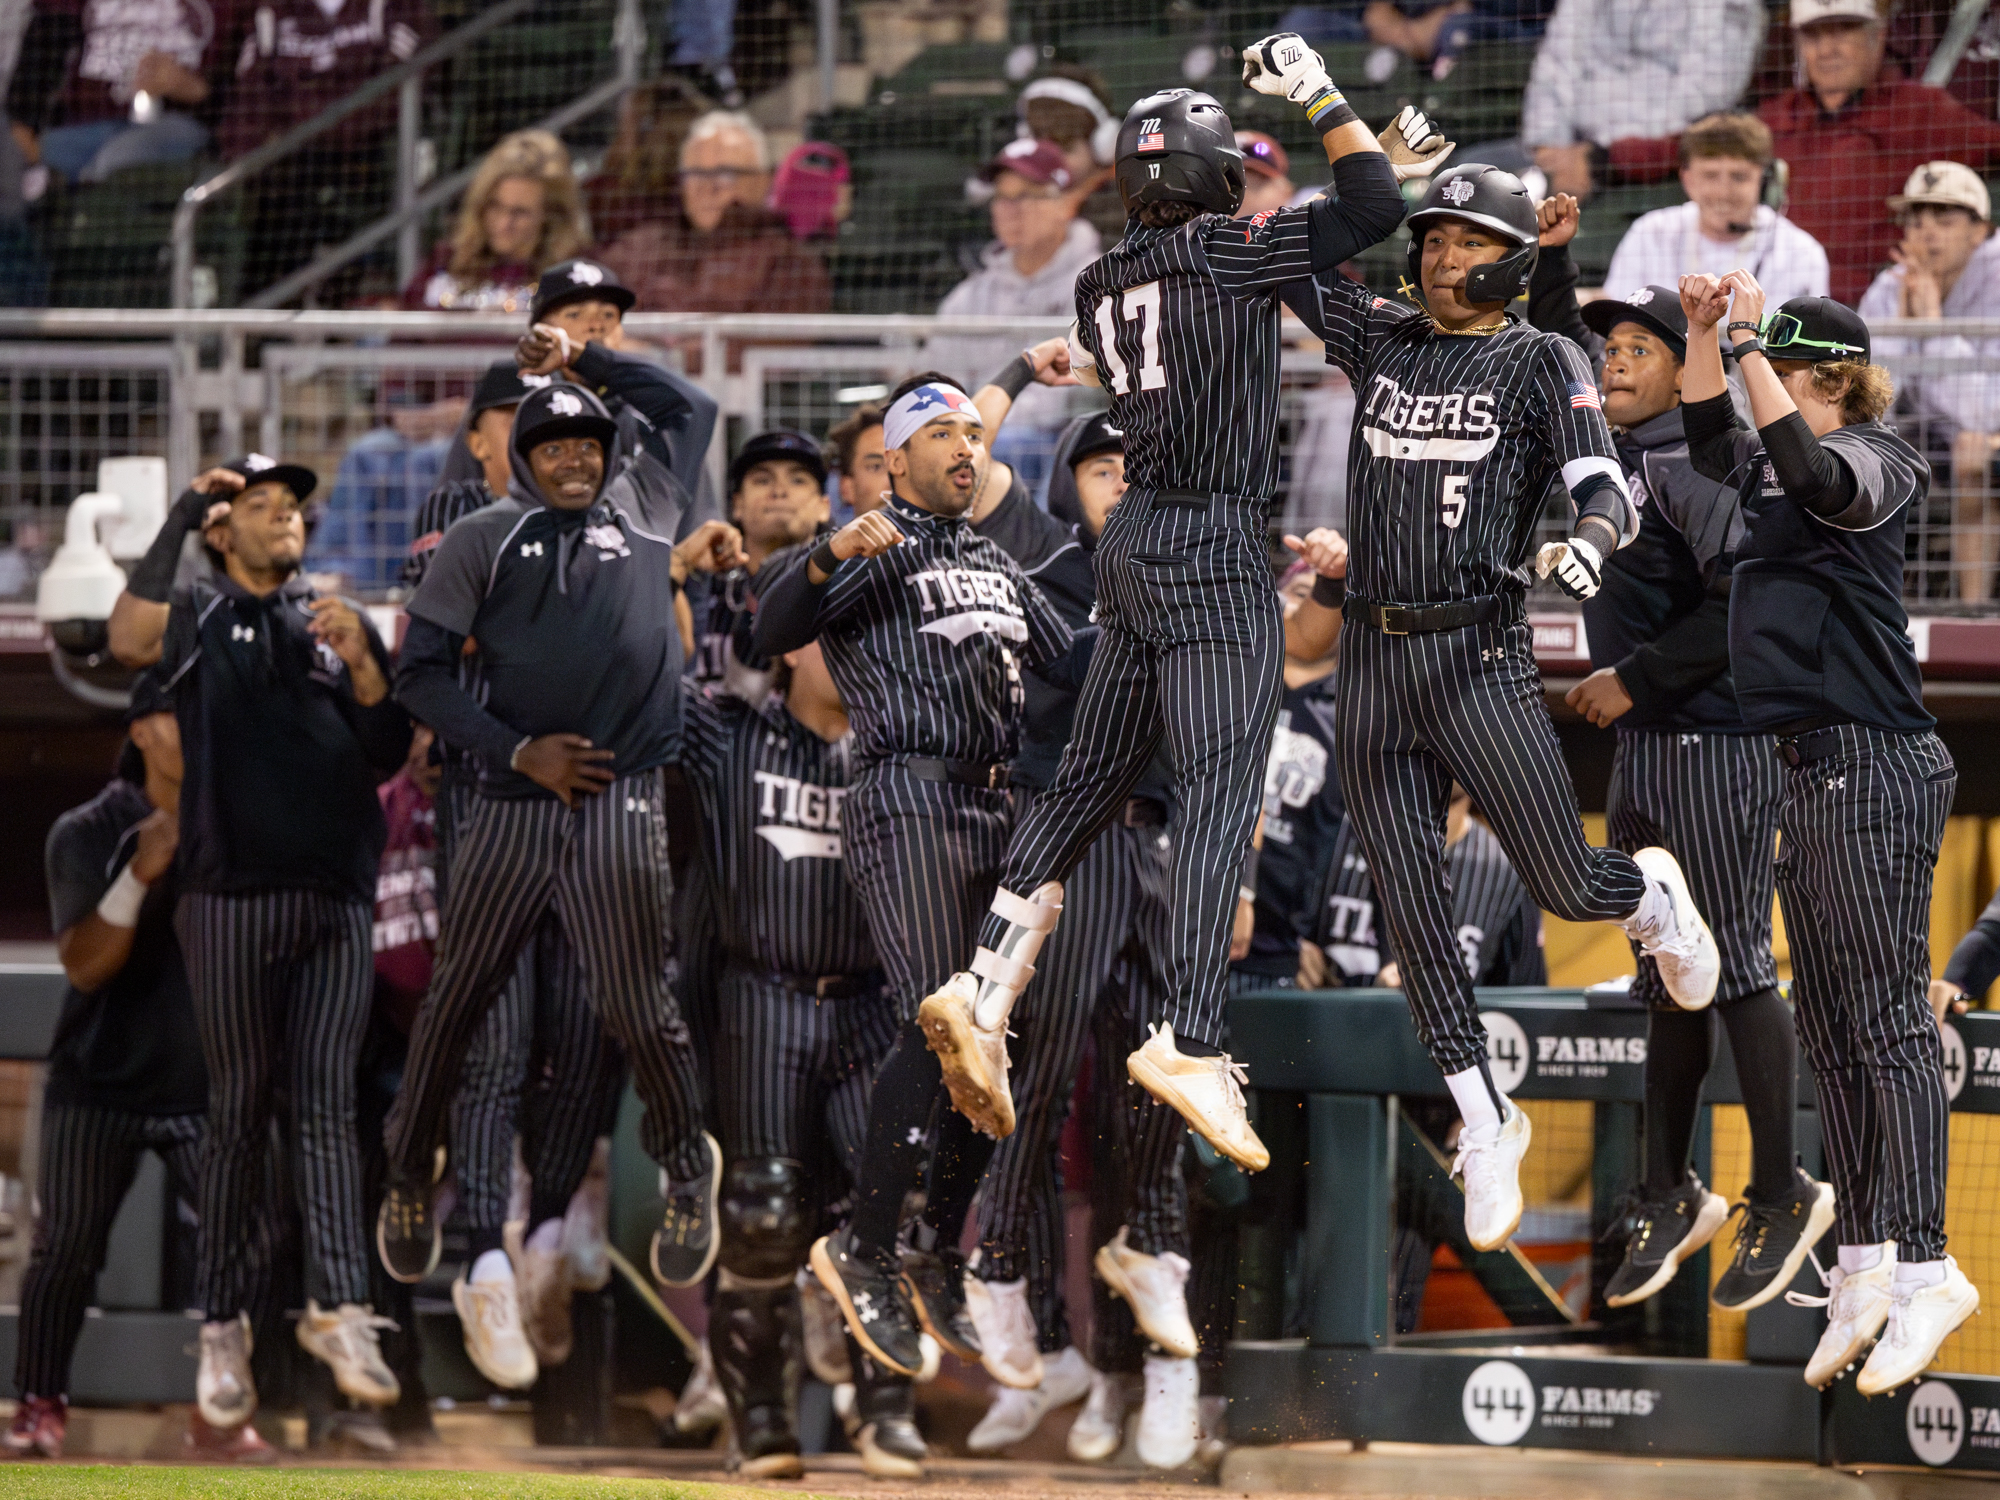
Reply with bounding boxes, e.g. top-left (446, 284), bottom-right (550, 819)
top-left (1777, 741), bottom-right (1803, 768)
top-left (815, 976), bottom-right (837, 999)
top-left (988, 764), bottom-right (1005, 790)
top-left (1380, 605), bottom-right (1411, 636)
